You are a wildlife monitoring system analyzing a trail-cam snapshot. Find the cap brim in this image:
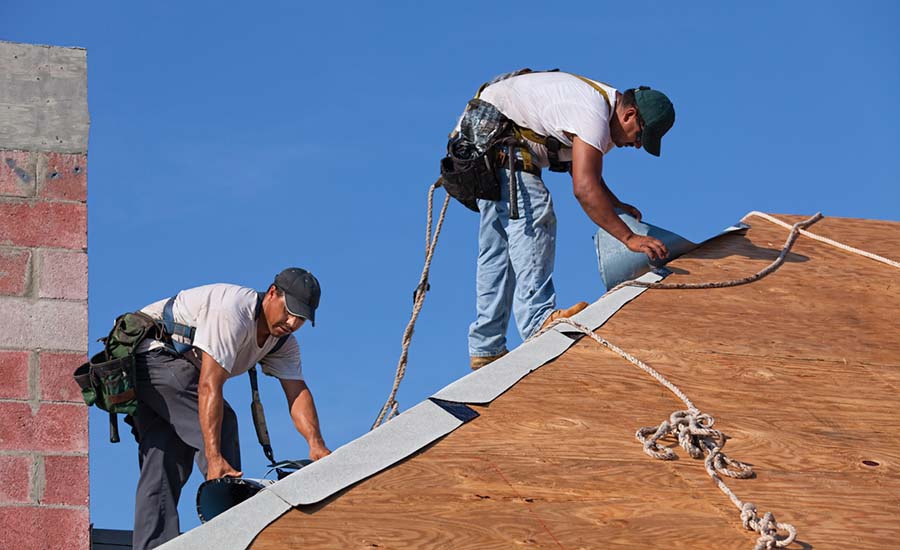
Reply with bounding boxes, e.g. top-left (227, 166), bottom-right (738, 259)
top-left (284, 295), bottom-right (315, 327)
top-left (642, 129), bottom-right (662, 157)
